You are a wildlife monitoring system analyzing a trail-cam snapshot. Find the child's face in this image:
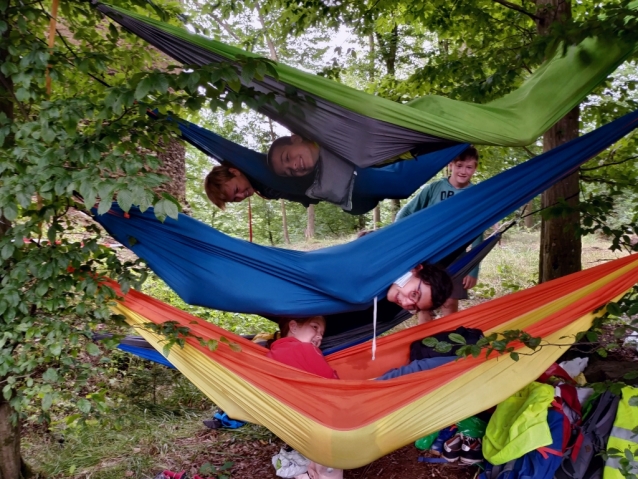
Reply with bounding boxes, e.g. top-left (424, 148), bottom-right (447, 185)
top-left (449, 158), bottom-right (478, 188)
top-left (289, 317), bottom-right (326, 348)
top-left (270, 135), bottom-right (319, 177)
top-left (386, 270), bottom-right (433, 312)
top-left (221, 169), bottom-right (255, 203)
